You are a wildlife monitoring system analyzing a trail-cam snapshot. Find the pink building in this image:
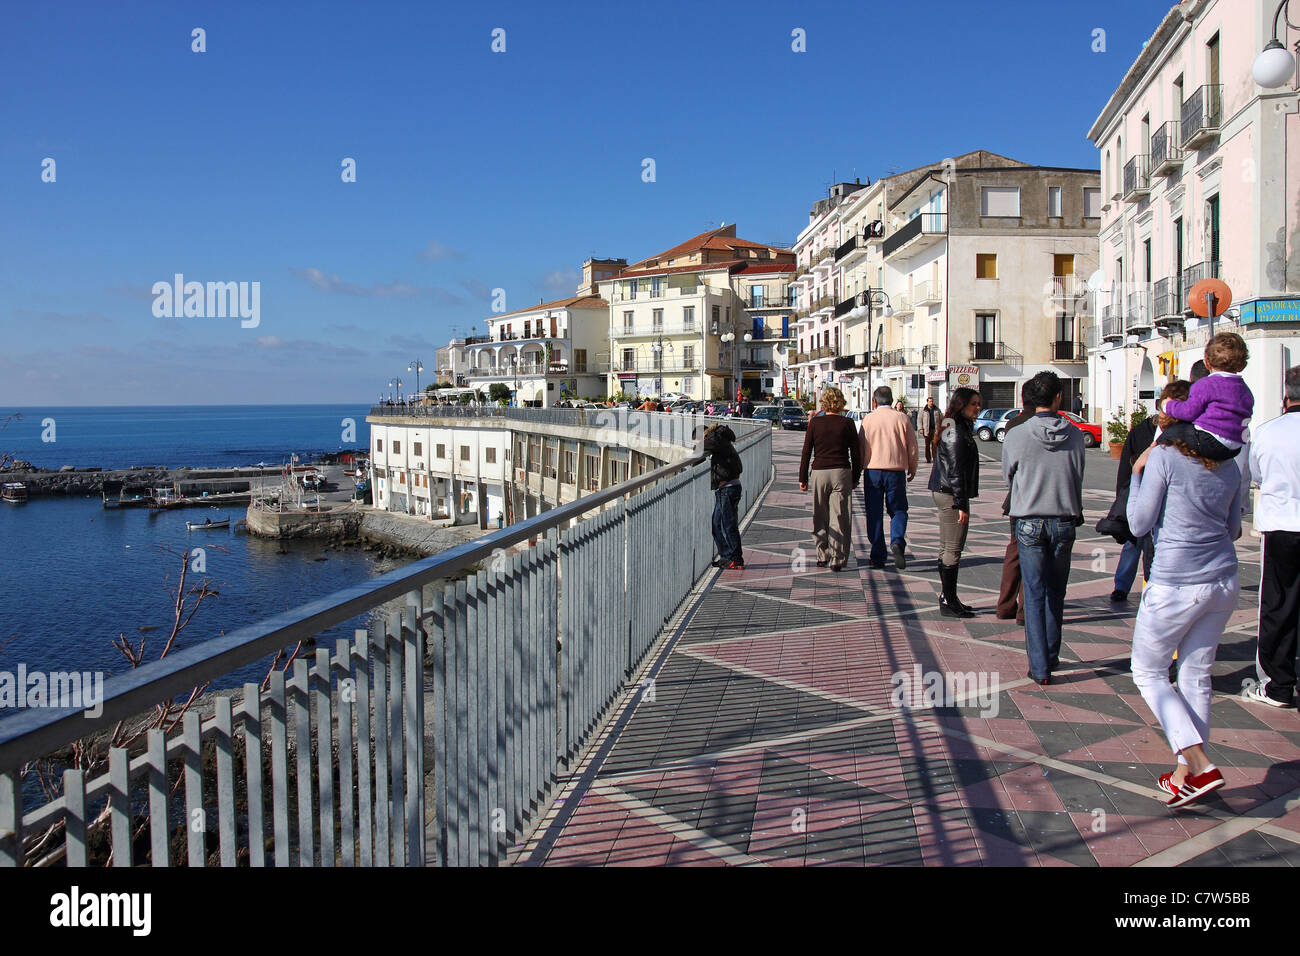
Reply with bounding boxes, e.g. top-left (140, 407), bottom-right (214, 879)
top-left (1085, 0), bottom-right (1300, 427)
